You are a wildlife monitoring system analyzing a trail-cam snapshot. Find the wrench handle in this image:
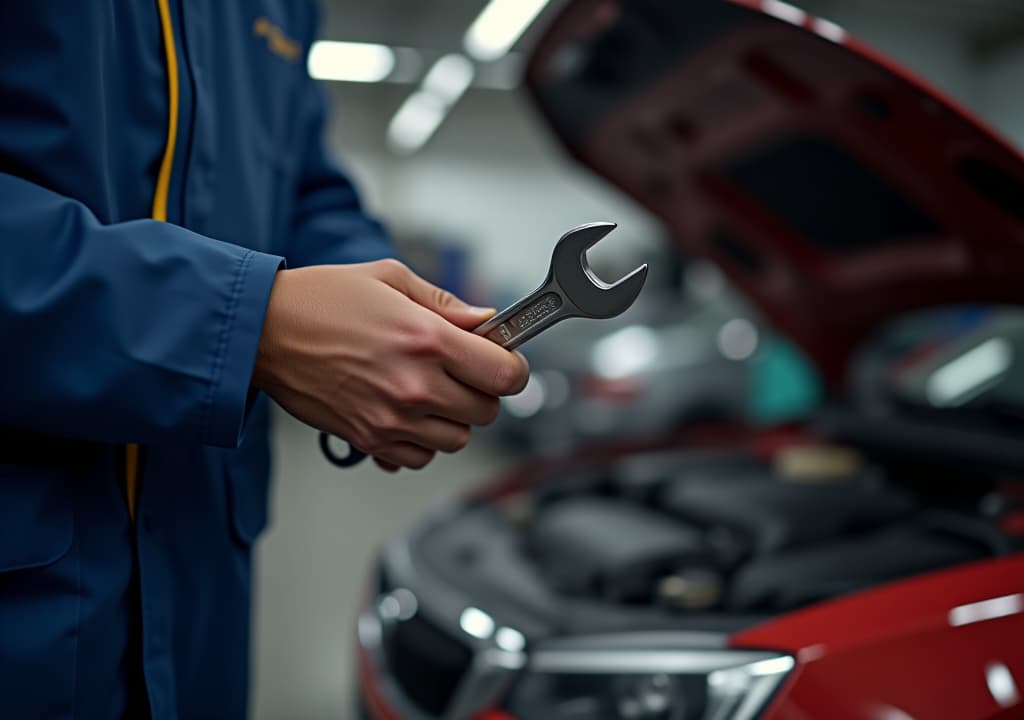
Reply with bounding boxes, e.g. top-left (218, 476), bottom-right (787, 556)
top-left (473, 283), bottom-right (572, 349)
